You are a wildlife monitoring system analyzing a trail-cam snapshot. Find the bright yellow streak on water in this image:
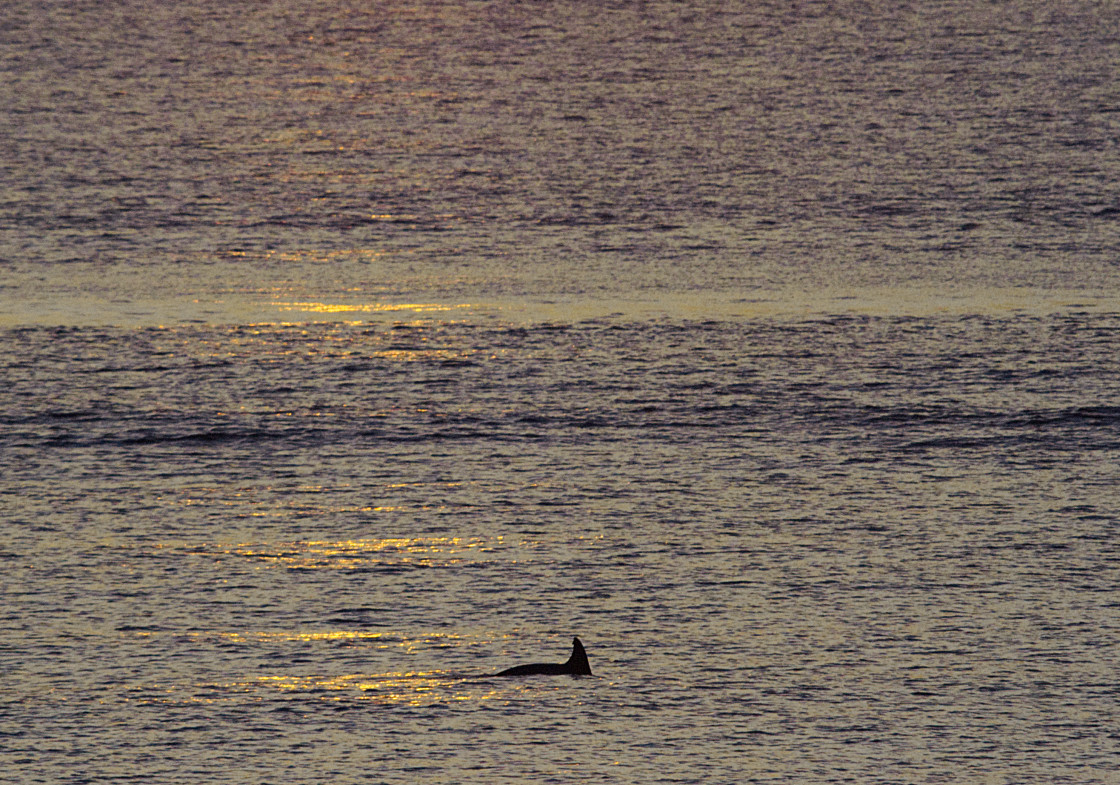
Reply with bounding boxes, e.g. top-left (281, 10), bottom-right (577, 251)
top-left (126, 671), bottom-right (502, 707)
top-left (4, 286), bottom-right (1117, 328)
top-left (181, 536), bottom-right (518, 570)
top-left (271, 301), bottom-right (475, 314)
top-left (120, 631), bottom-right (528, 707)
